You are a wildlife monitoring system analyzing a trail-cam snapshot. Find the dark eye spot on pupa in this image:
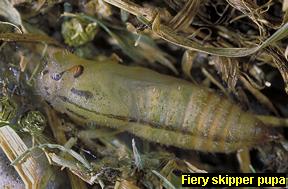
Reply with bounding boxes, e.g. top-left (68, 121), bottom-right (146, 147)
top-left (51, 72), bottom-right (63, 81)
top-left (71, 87), bottom-right (93, 100)
top-left (73, 65), bottom-right (84, 78)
